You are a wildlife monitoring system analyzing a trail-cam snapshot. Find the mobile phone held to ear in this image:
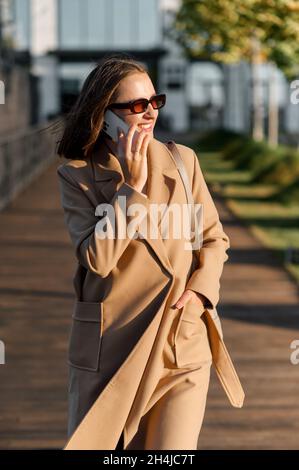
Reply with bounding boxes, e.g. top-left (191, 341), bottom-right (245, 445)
top-left (103, 109), bottom-right (130, 142)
